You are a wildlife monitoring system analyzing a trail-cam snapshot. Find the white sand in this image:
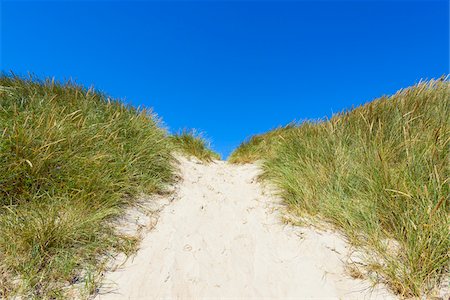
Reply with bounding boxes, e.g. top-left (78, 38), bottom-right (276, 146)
top-left (96, 157), bottom-right (396, 299)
